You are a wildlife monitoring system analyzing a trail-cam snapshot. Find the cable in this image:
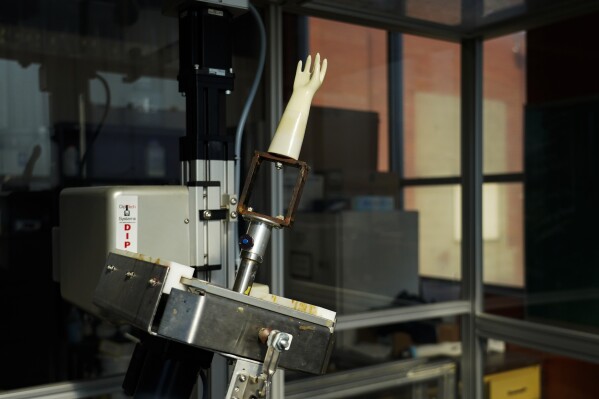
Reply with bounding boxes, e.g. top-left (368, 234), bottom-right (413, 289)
top-left (79, 73), bottom-right (111, 177)
top-left (234, 2), bottom-right (266, 194)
